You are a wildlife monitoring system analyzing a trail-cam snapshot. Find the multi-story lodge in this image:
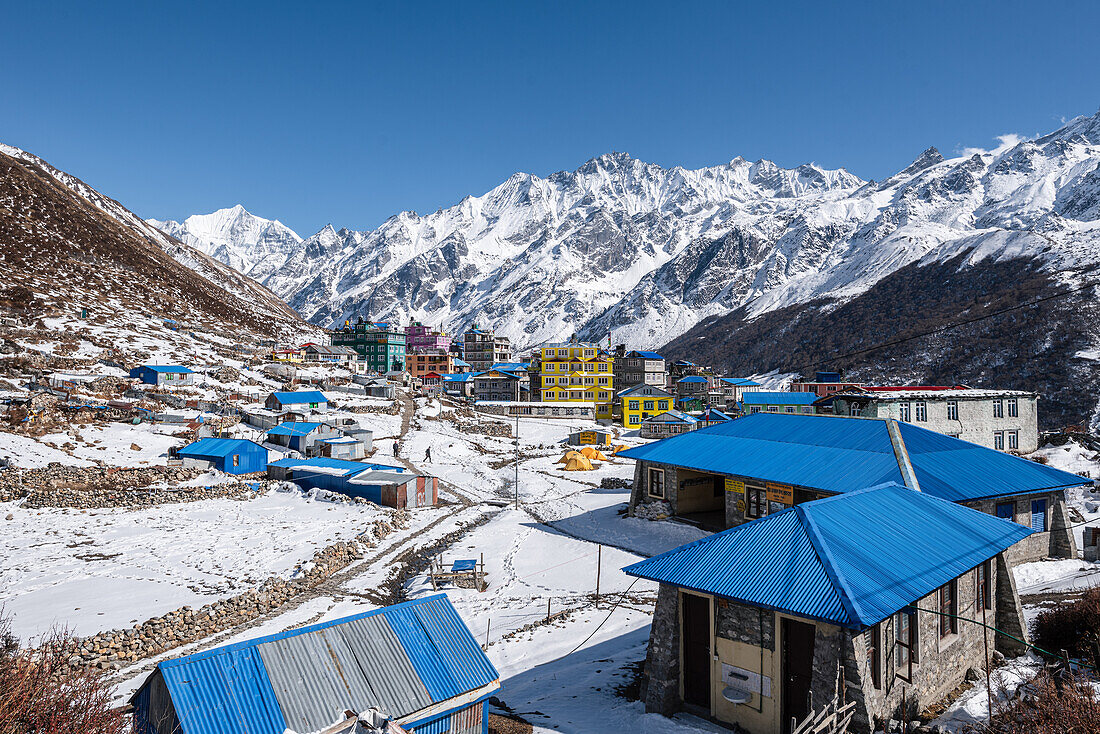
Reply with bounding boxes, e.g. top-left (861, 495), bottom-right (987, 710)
top-left (535, 338), bottom-right (615, 420)
top-left (331, 318), bottom-right (407, 374)
top-left (408, 352), bottom-right (456, 381)
top-left (405, 321), bottom-right (451, 353)
top-left (789, 370), bottom-right (865, 398)
top-left (463, 326), bottom-right (511, 372)
top-left (826, 386), bottom-right (1040, 453)
top-left (612, 348), bottom-right (667, 389)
